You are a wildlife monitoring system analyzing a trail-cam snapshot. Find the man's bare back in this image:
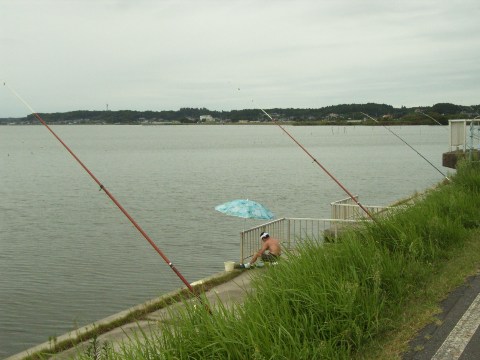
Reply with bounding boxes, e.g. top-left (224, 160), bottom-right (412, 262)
top-left (263, 237), bottom-right (281, 256)
top-left (249, 232), bottom-right (281, 265)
